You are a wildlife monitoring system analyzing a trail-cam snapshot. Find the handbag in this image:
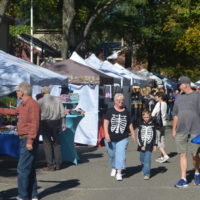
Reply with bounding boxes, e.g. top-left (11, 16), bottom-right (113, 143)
top-left (191, 134), bottom-right (200, 144)
top-left (153, 103), bottom-right (163, 128)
